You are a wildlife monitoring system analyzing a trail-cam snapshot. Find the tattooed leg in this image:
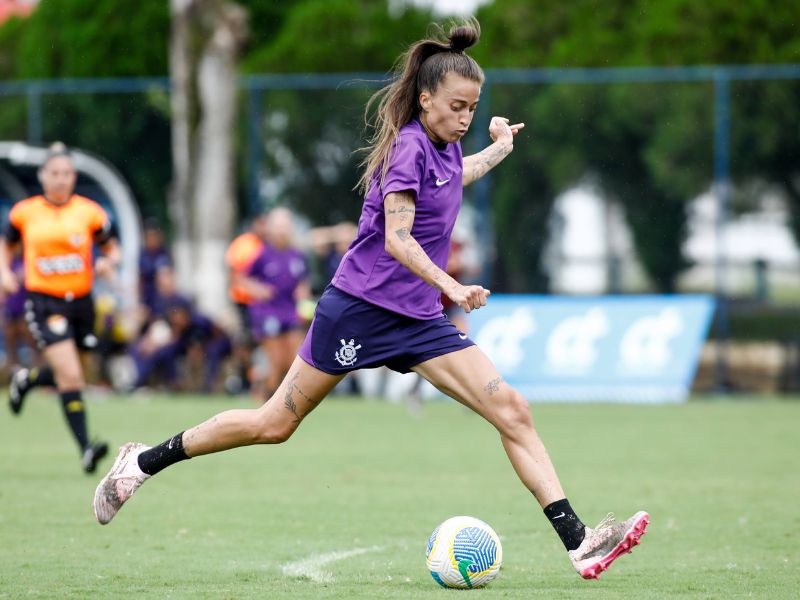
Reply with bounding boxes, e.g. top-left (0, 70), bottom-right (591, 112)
top-left (181, 356), bottom-right (343, 457)
top-left (412, 346), bottom-right (566, 508)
